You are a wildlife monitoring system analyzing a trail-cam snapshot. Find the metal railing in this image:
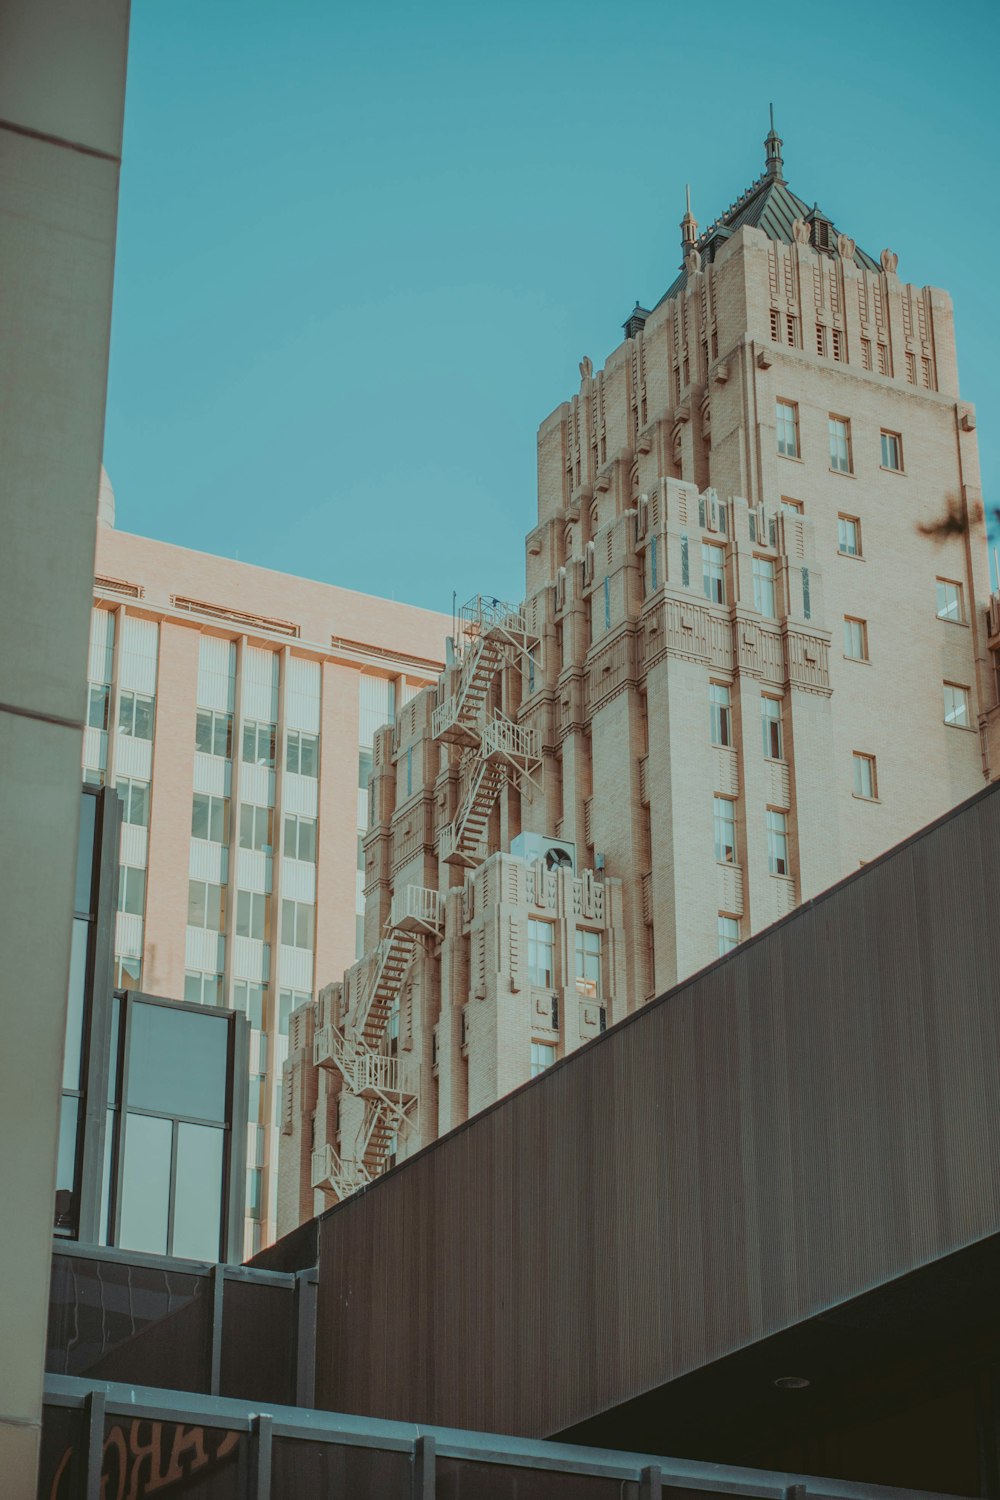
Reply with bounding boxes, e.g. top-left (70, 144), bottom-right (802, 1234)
top-left (482, 715), bottom-right (539, 763)
top-left (43, 1373), bottom-right (962, 1500)
top-left (390, 884), bottom-right (444, 934)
